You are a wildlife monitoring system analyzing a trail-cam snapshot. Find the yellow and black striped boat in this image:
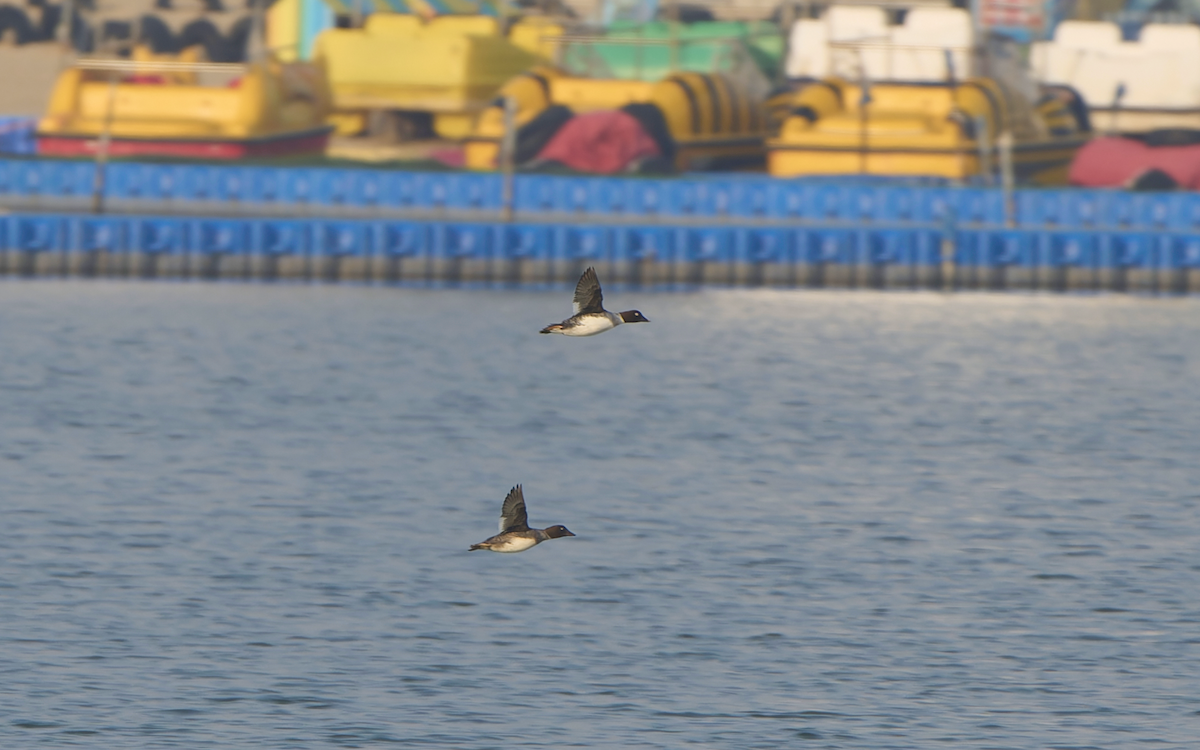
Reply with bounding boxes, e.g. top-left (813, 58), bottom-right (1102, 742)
top-left (769, 4), bottom-right (1092, 184)
top-left (463, 28), bottom-right (775, 173)
top-left (465, 67), bottom-right (766, 171)
top-left (767, 77), bottom-right (1091, 184)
